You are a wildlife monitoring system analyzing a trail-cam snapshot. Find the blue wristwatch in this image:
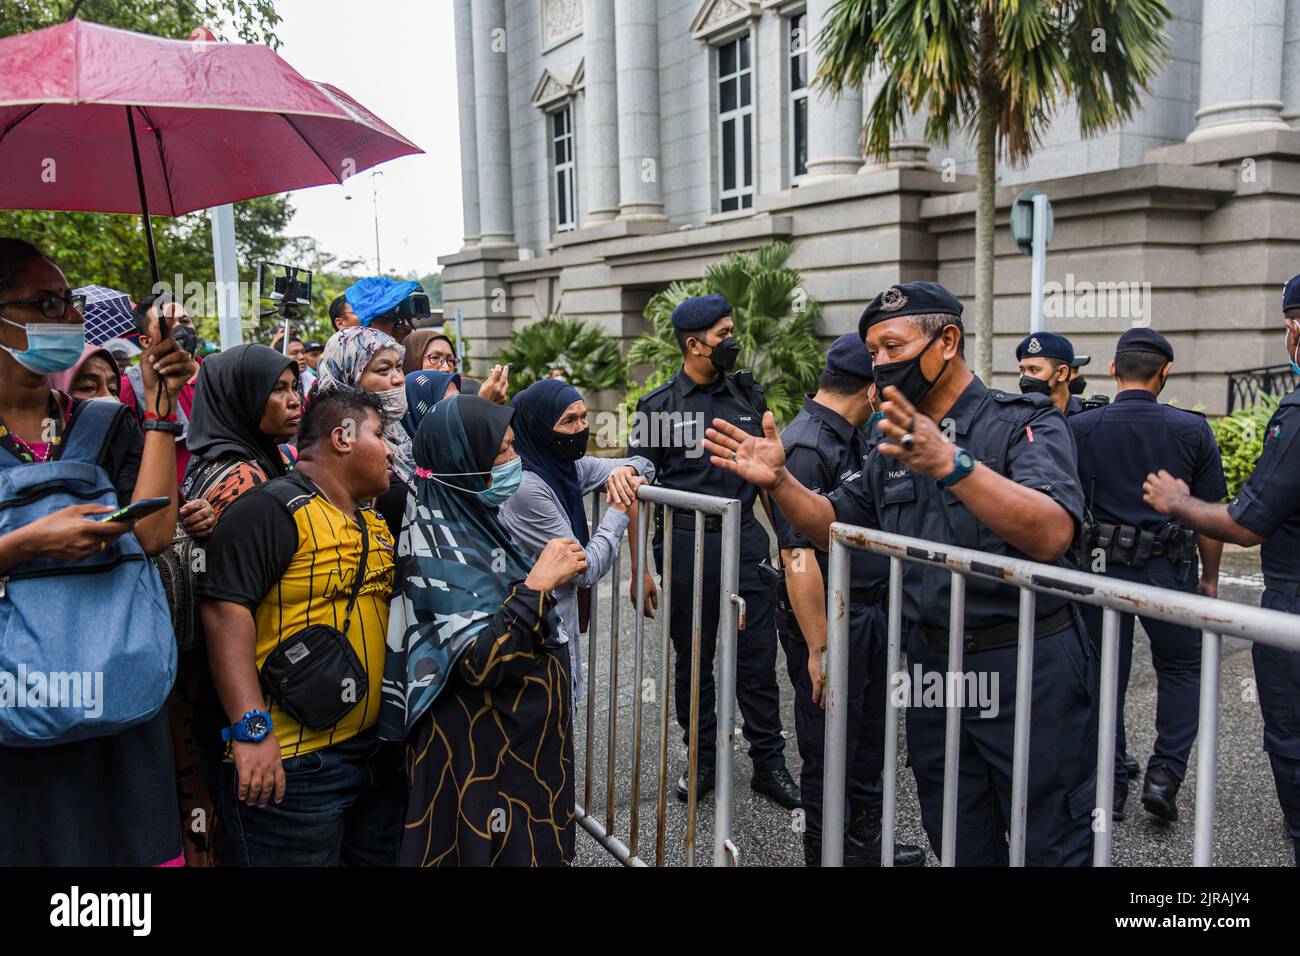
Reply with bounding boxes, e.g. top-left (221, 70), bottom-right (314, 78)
top-left (936, 447), bottom-right (976, 489)
top-left (222, 709), bottom-right (273, 743)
